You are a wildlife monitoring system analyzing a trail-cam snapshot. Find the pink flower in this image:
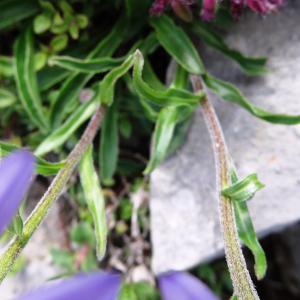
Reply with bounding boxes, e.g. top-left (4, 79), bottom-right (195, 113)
top-left (201, 0), bottom-right (215, 20)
